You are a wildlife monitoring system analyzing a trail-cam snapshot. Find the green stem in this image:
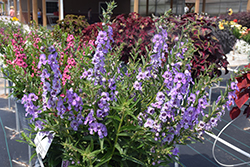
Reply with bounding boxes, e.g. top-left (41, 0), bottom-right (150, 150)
top-left (144, 82), bottom-right (165, 108)
top-left (110, 108), bottom-right (126, 162)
